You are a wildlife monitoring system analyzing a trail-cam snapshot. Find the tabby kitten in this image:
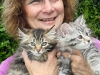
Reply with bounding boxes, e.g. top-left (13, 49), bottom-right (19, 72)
top-left (57, 15), bottom-right (100, 75)
top-left (7, 26), bottom-right (57, 75)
